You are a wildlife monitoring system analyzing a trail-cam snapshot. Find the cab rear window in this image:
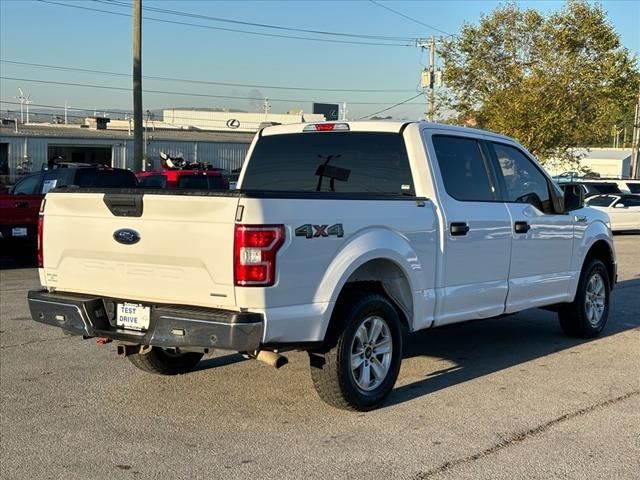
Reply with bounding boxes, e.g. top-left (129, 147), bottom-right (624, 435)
top-left (138, 175), bottom-right (168, 188)
top-left (241, 132), bottom-right (414, 195)
top-left (177, 175), bottom-right (226, 190)
top-left (74, 169), bottom-right (138, 188)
